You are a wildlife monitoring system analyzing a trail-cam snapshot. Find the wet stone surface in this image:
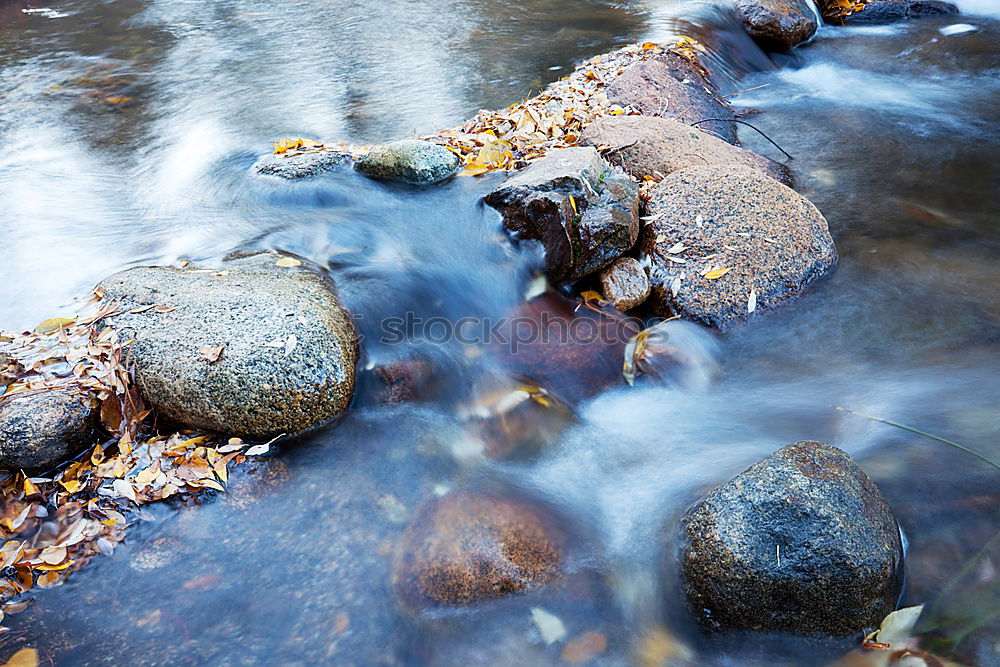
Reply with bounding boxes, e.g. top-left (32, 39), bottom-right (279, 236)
top-left (0, 389), bottom-right (99, 472)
